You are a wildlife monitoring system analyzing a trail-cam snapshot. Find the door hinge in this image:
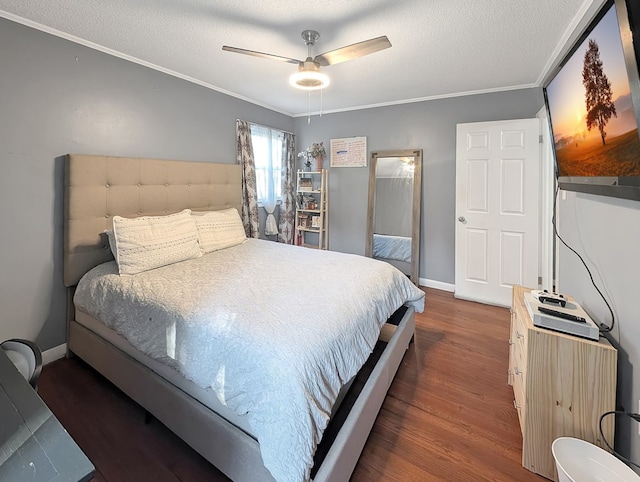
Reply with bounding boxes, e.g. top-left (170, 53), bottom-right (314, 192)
top-left (539, 134), bottom-right (543, 144)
